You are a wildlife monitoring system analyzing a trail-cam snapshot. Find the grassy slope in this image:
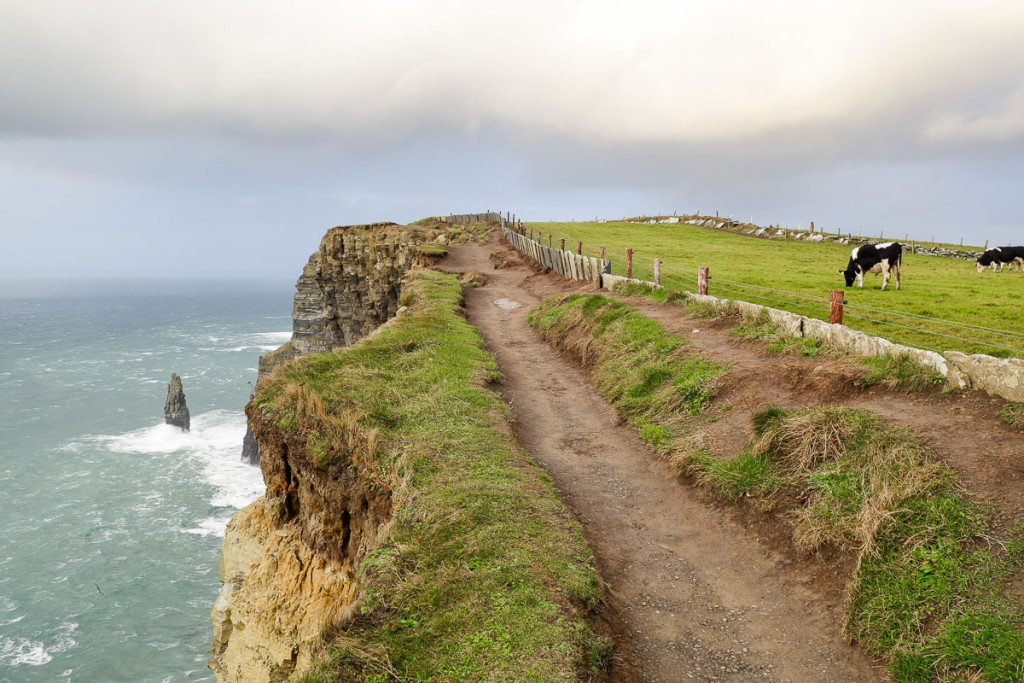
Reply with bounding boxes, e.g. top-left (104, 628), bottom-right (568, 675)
top-left (529, 293), bottom-right (1024, 682)
top-left (527, 220), bottom-right (1024, 357)
top-left (254, 270), bottom-right (606, 682)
